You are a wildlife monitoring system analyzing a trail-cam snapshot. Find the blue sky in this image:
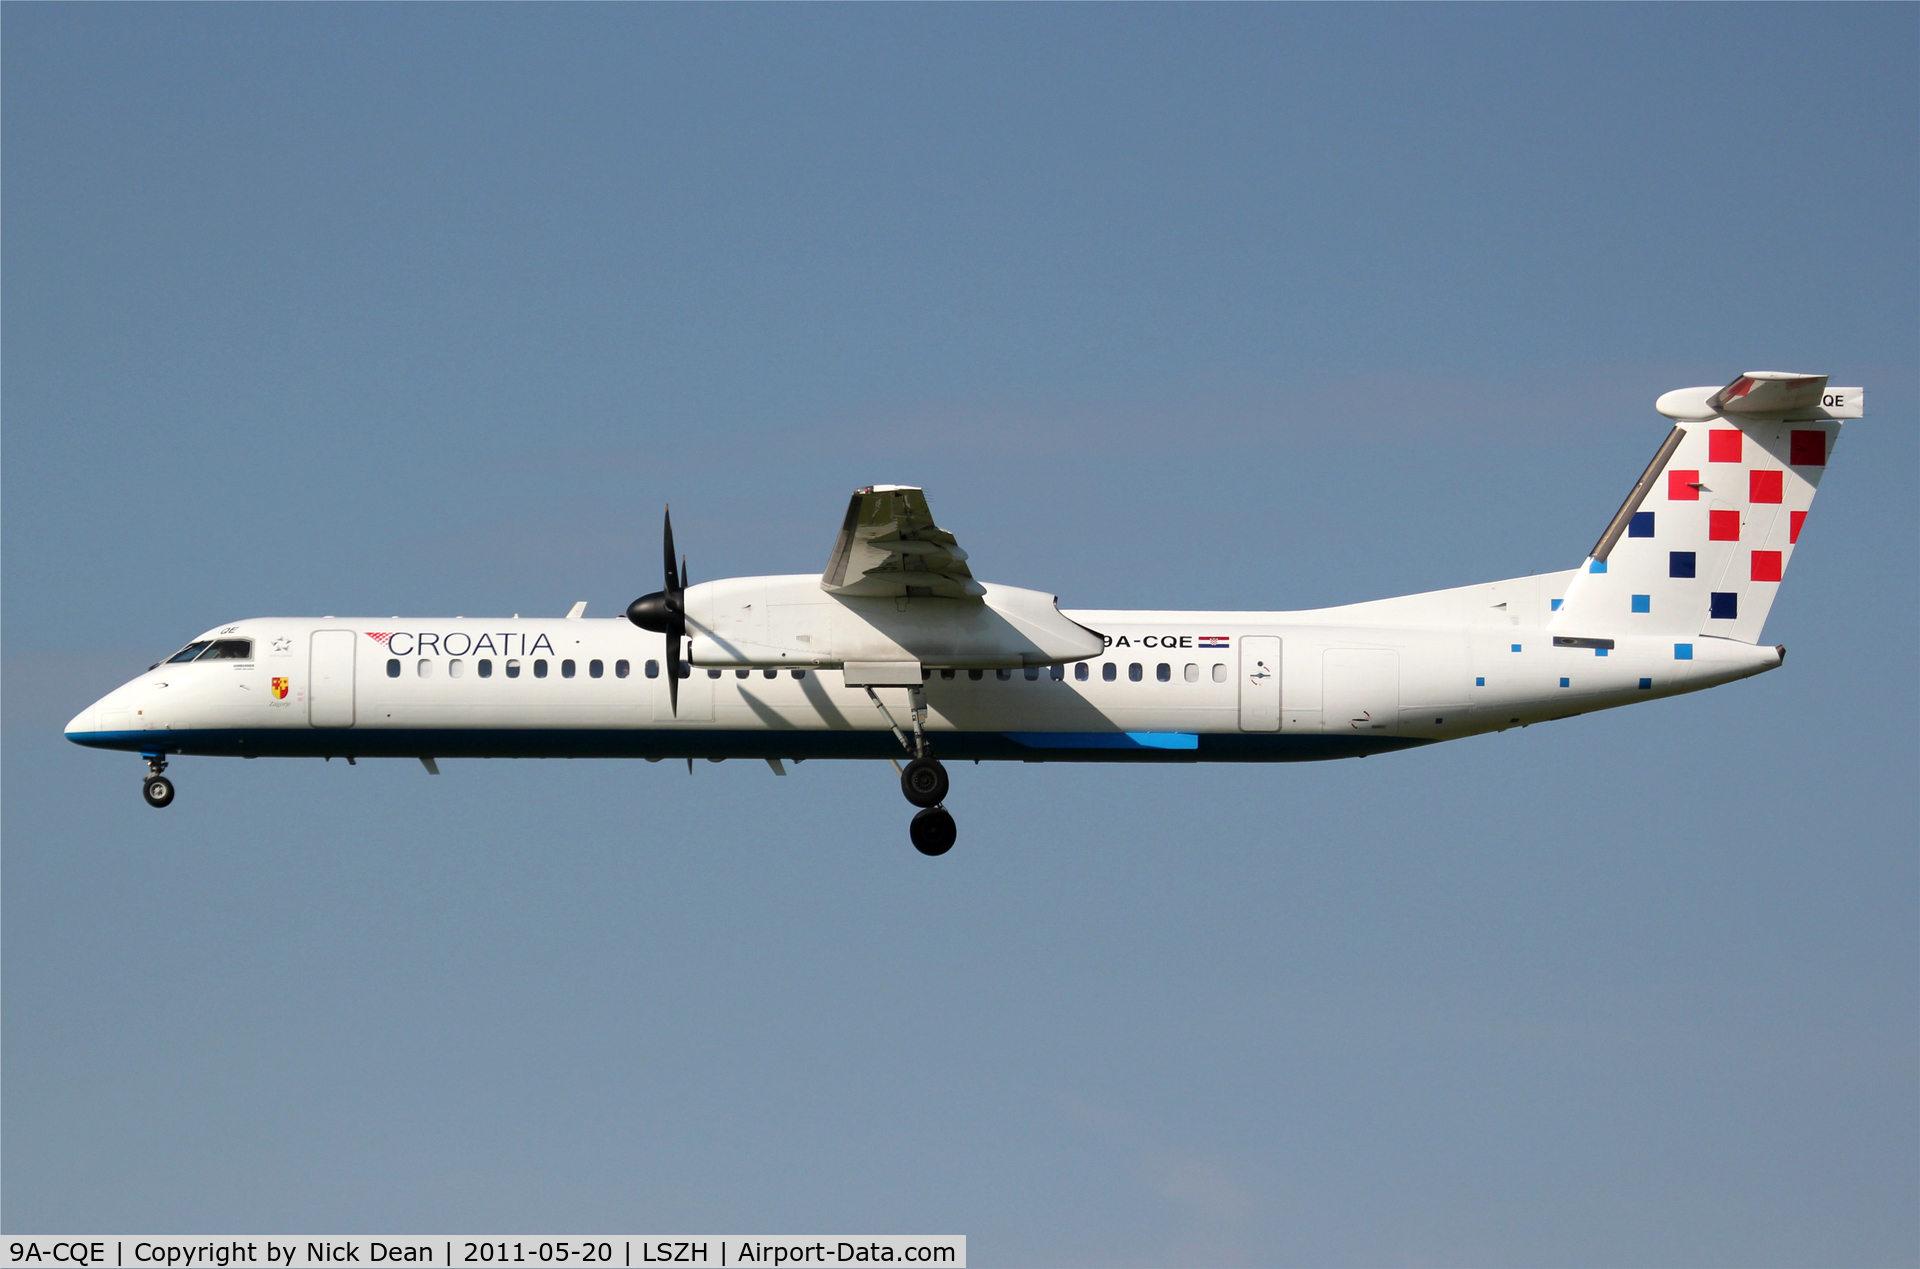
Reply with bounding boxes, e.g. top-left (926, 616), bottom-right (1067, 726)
top-left (4, 6), bottom-right (1915, 1263)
